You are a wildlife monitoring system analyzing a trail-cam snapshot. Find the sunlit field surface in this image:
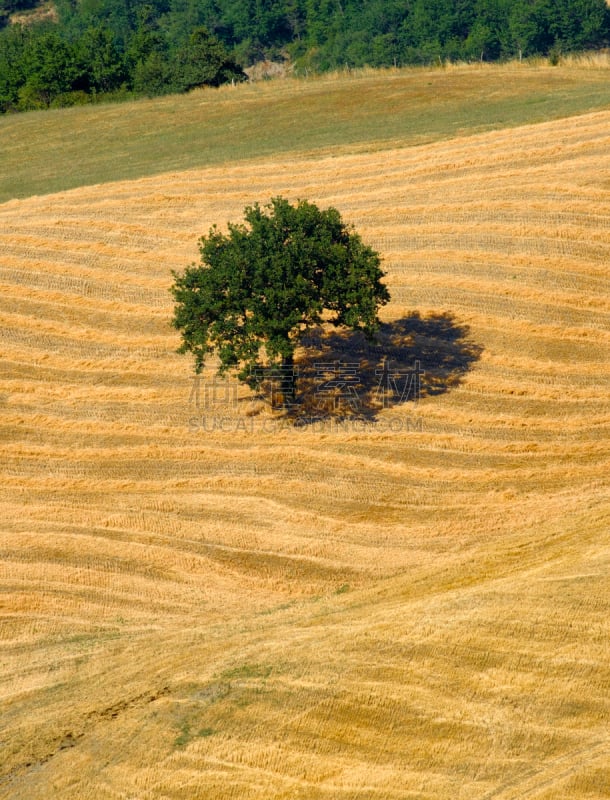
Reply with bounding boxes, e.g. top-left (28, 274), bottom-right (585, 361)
top-left (1, 94), bottom-right (609, 797)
